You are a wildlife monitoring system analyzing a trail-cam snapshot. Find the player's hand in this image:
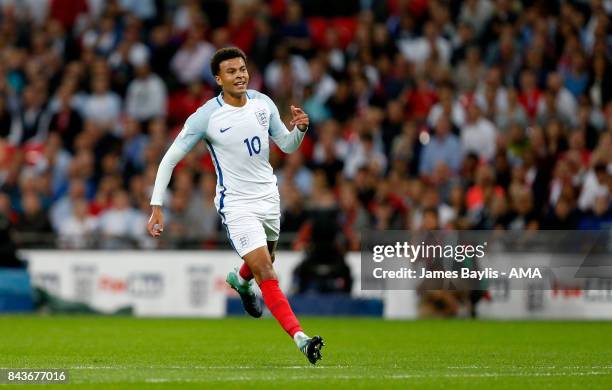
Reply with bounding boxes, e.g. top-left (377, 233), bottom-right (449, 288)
top-left (290, 105), bottom-right (309, 132)
top-left (147, 206), bottom-right (164, 238)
